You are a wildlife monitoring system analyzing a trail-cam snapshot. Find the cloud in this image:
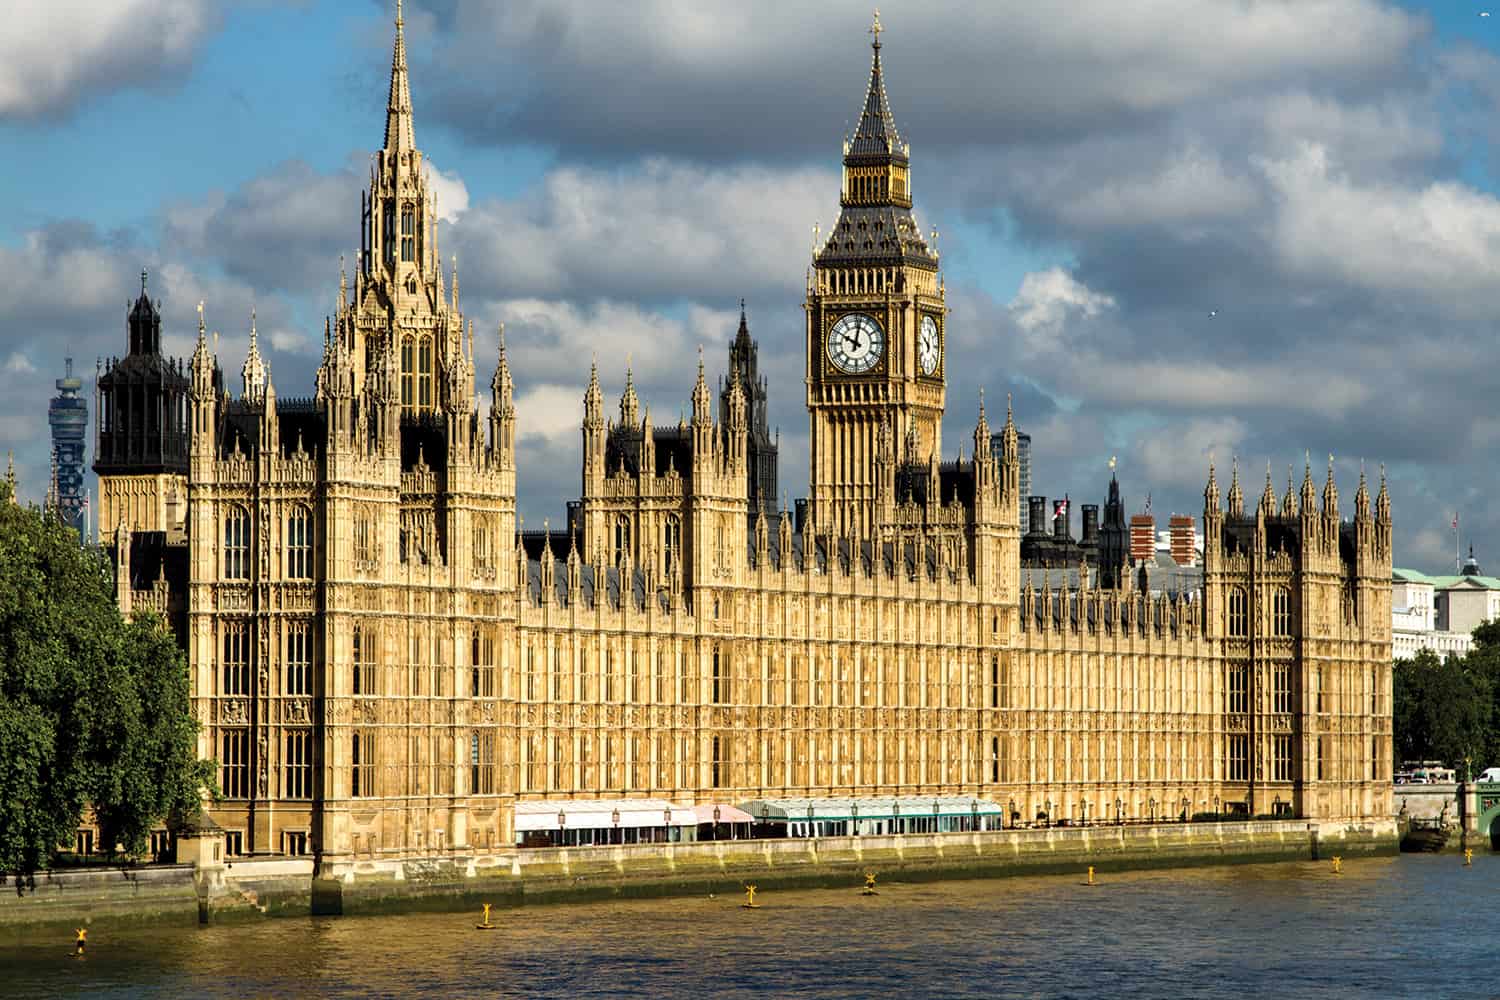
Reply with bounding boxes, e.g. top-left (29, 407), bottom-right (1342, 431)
top-left (1008, 268), bottom-right (1117, 336)
top-left (417, 0), bottom-right (1421, 163)
top-left (1257, 142), bottom-right (1500, 307)
top-left (0, 0), bottom-right (221, 120)
top-left (448, 160), bottom-right (834, 305)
